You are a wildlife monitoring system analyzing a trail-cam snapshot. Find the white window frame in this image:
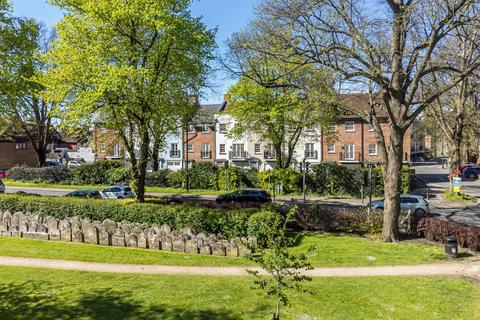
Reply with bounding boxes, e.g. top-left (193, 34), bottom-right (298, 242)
top-left (329, 124), bottom-right (337, 132)
top-left (187, 144), bottom-right (193, 153)
top-left (187, 124), bottom-right (194, 133)
top-left (171, 143), bottom-right (180, 158)
top-left (15, 143), bottom-right (27, 150)
top-left (201, 144), bottom-right (210, 158)
top-left (344, 144), bottom-right (355, 160)
top-left (345, 121), bottom-right (355, 132)
top-left (201, 123), bottom-right (209, 133)
top-left (254, 143), bottom-right (261, 154)
top-left (219, 144), bottom-right (226, 154)
top-left (113, 144), bottom-right (121, 157)
top-left (327, 144), bottom-right (335, 153)
top-left (99, 143), bottom-right (106, 153)
top-left (368, 124), bottom-right (374, 131)
top-left (368, 144), bottom-right (378, 155)
top-left (219, 123), bottom-right (227, 133)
